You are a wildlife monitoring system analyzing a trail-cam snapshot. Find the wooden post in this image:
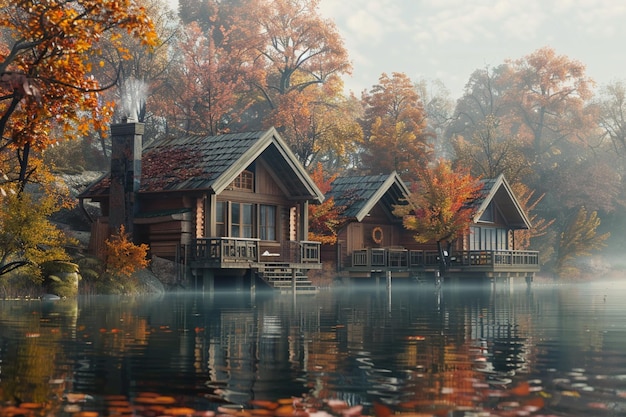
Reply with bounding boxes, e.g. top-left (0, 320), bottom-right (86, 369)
top-left (249, 270), bottom-right (256, 301)
top-left (386, 270), bottom-right (392, 312)
top-left (203, 269), bottom-right (214, 293)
